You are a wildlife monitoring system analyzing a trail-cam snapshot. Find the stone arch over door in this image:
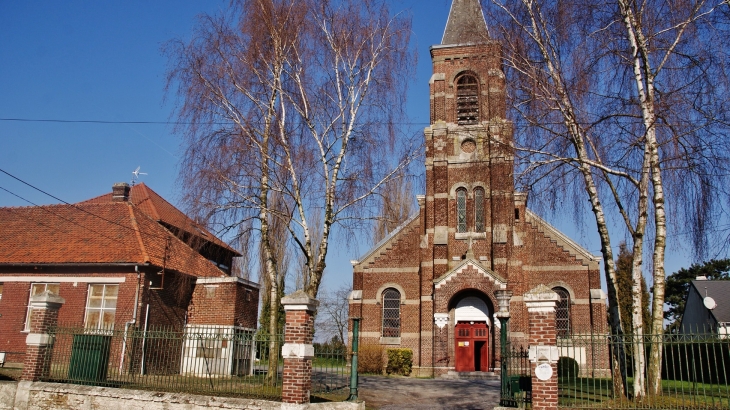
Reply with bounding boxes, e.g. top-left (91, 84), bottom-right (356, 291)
top-left (448, 290), bottom-right (495, 372)
top-left (432, 261), bottom-right (506, 374)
